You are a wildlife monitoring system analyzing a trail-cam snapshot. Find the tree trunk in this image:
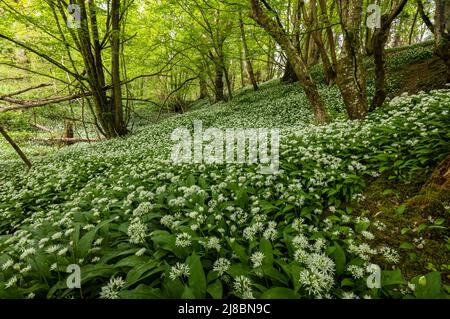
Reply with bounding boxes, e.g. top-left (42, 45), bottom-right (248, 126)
top-left (266, 37), bottom-right (275, 81)
top-left (409, 7), bottom-right (419, 45)
top-left (63, 119), bottom-right (75, 145)
top-left (434, 0), bottom-right (450, 82)
top-left (371, 29), bottom-right (389, 111)
top-left (239, 15), bottom-right (259, 91)
top-left (281, 61), bottom-right (299, 83)
top-left (239, 43), bottom-right (246, 87)
top-left (336, 0), bottom-right (368, 120)
top-left (199, 76), bottom-right (208, 99)
top-left (249, 0), bottom-right (329, 123)
top-left (110, 0), bottom-right (127, 136)
top-left (213, 55), bottom-right (225, 102)
top-left (223, 62), bottom-right (233, 101)
top-left (304, 0), bottom-right (336, 85)
top-left (73, 0), bottom-right (127, 139)
top-left (370, 0), bottom-right (408, 111)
